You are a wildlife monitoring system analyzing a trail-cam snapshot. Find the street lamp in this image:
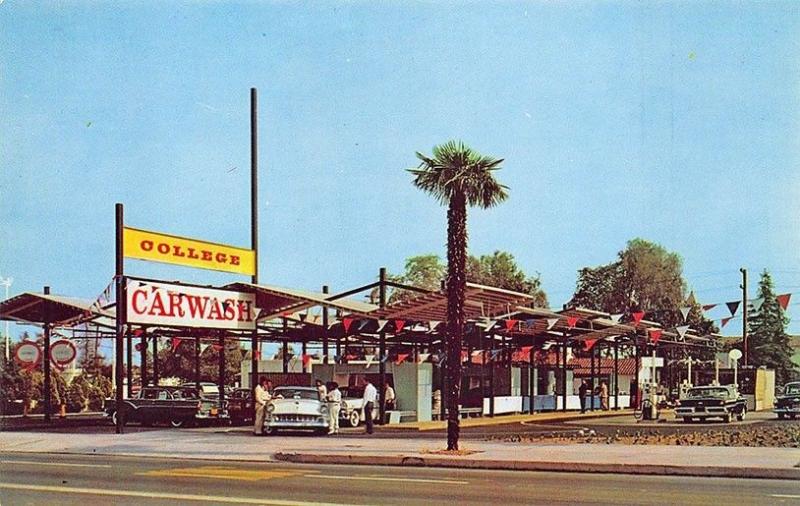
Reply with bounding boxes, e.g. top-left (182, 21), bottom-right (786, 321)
top-left (0, 274), bottom-right (13, 361)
